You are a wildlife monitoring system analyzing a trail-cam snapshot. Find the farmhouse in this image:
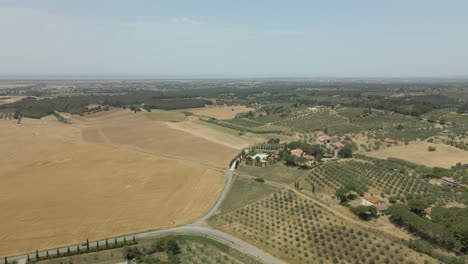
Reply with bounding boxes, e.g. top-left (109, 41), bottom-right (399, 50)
top-left (334, 142), bottom-right (344, 149)
top-left (384, 138), bottom-right (398, 147)
top-left (364, 196), bottom-right (380, 204)
top-left (374, 201), bottom-right (389, 216)
top-left (302, 154), bottom-right (316, 167)
top-left (290, 148), bottom-right (304, 157)
top-left (440, 177), bottom-right (459, 188)
top-left (317, 135), bottom-right (331, 146)
top-left (363, 196), bottom-right (389, 216)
